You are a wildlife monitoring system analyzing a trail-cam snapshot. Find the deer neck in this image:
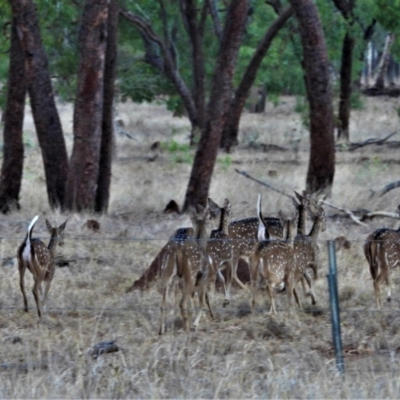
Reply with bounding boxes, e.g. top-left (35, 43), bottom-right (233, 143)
top-left (47, 234), bottom-right (59, 253)
top-left (217, 208), bottom-right (230, 235)
top-left (309, 215), bottom-right (322, 239)
top-left (297, 204), bottom-right (307, 236)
